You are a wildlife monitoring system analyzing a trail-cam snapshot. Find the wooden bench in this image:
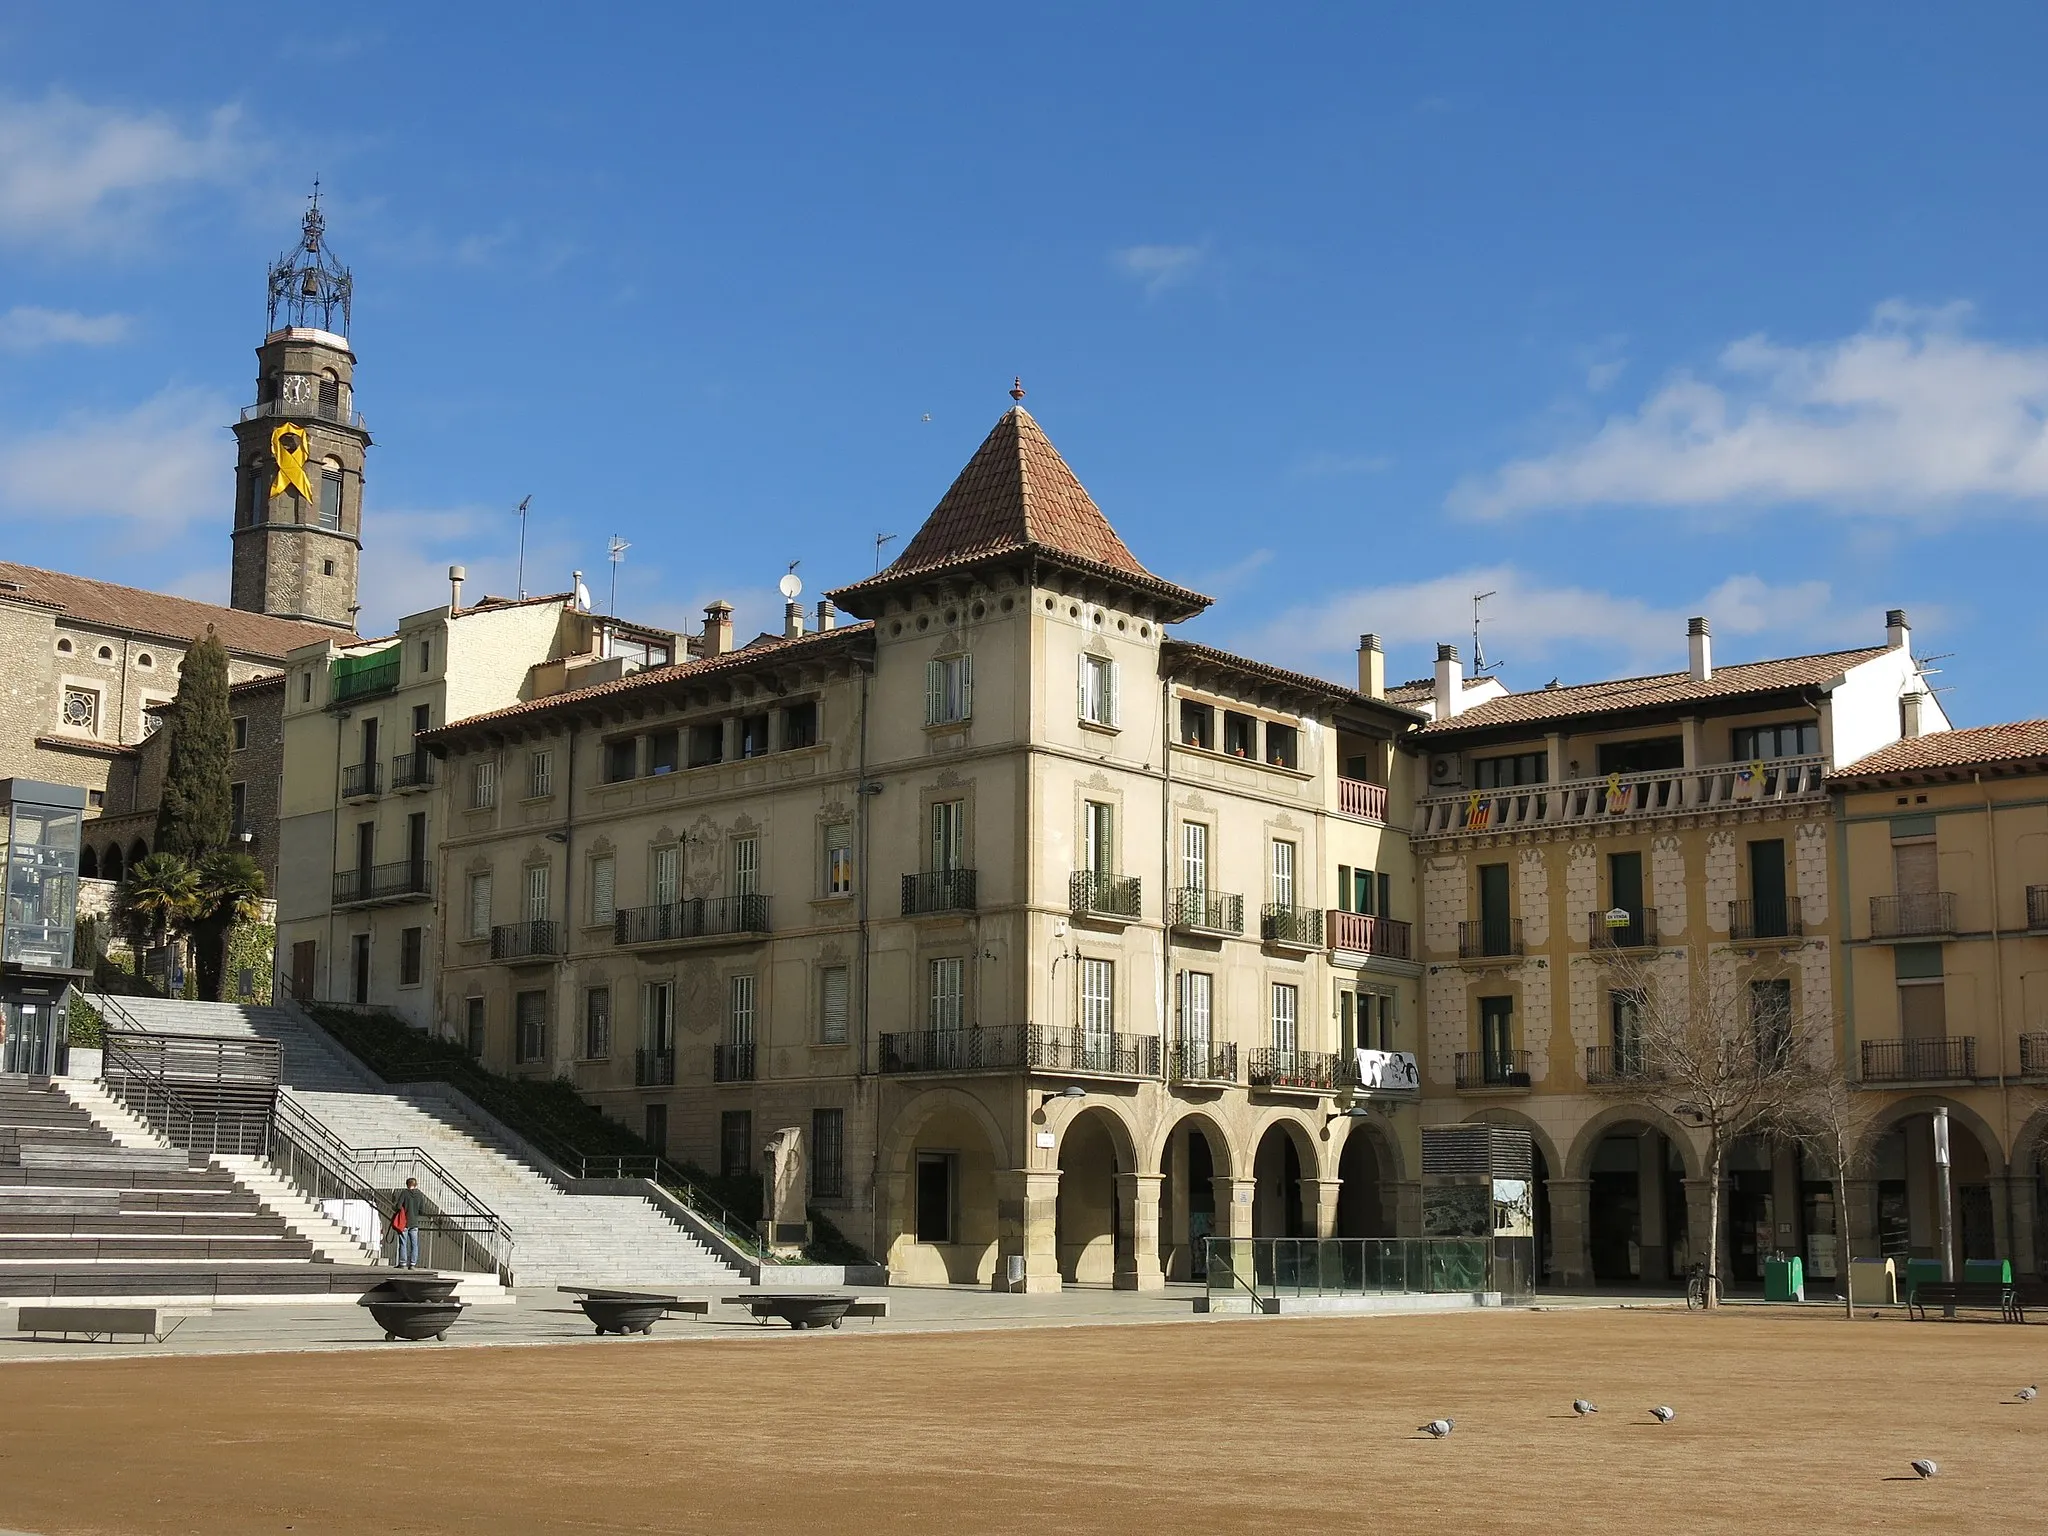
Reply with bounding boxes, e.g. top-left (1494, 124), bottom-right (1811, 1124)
top-left (1907, 1281), bottom-right (2013, 1320)
top-left (843, 1298), bottom-right (888, 1325)
top-left (15, 1305), bottom-right (186, 1342)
